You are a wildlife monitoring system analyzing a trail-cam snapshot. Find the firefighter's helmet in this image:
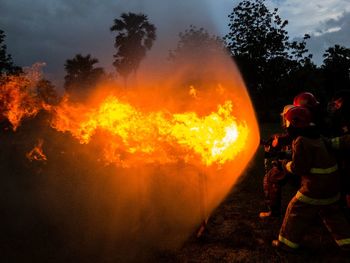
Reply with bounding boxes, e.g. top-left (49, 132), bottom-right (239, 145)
top-left (284, 106), bottom-right (314, 128)
top-left (281, 105), bottom-right (296, 116)
top-left (293, 92), bottom-right (319, 108)
top-left (281, 105), bottom-right (296, 128)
